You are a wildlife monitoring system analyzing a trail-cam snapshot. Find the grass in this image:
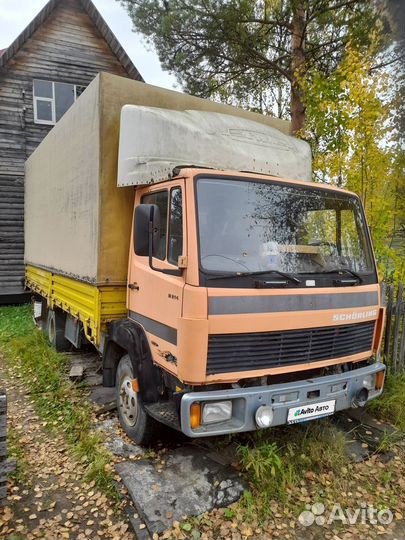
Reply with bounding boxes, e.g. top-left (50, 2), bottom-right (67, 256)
top-left (234, 386), bottom-right (405, 524)
top-left (238, 441), bottom-right (282, 480)
top-left (376, 429), bottom-right (404, 453)
top-left (367, 373), bottom-right (405, 431)
top-left (236, 420), bottom-right (347, 516)
top-left (0, 305), bottom-right (116, 498)
top-left (7, 425), bottom-right (30, 486)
